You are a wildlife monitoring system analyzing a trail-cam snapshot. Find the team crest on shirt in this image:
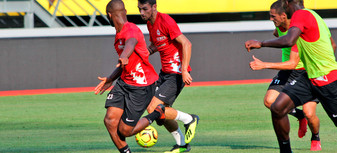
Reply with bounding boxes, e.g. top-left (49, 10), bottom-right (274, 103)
top-left (130, 63), bottom-right (147, 84)
top-left (156, 29), bottom-right (167, 42)
top-left (169, 52), bottom-right (182, 73)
